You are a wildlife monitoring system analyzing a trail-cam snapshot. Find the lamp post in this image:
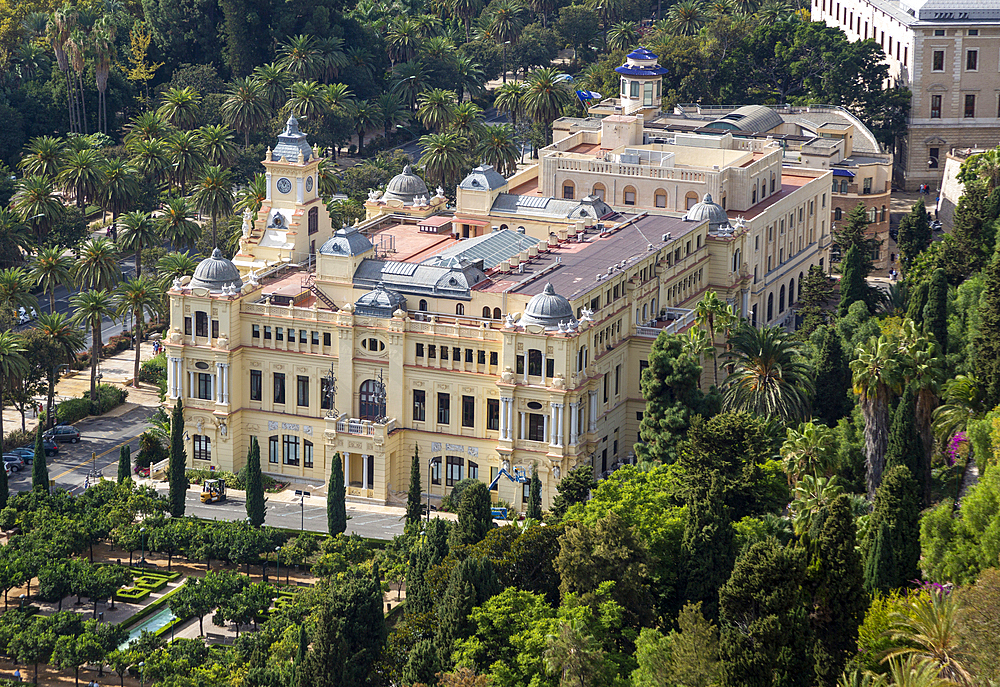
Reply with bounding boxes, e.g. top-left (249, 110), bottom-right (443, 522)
top-left (275, 546), bottom-right (281, 587)
top-left (426, 456), bottom-right (440, 522)
top-left (502, 41), bottom-right (511, 83)
top-left (139, 527), bottom-right (146, 565)
top-left (139, 662), bottom-right (145, 687)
